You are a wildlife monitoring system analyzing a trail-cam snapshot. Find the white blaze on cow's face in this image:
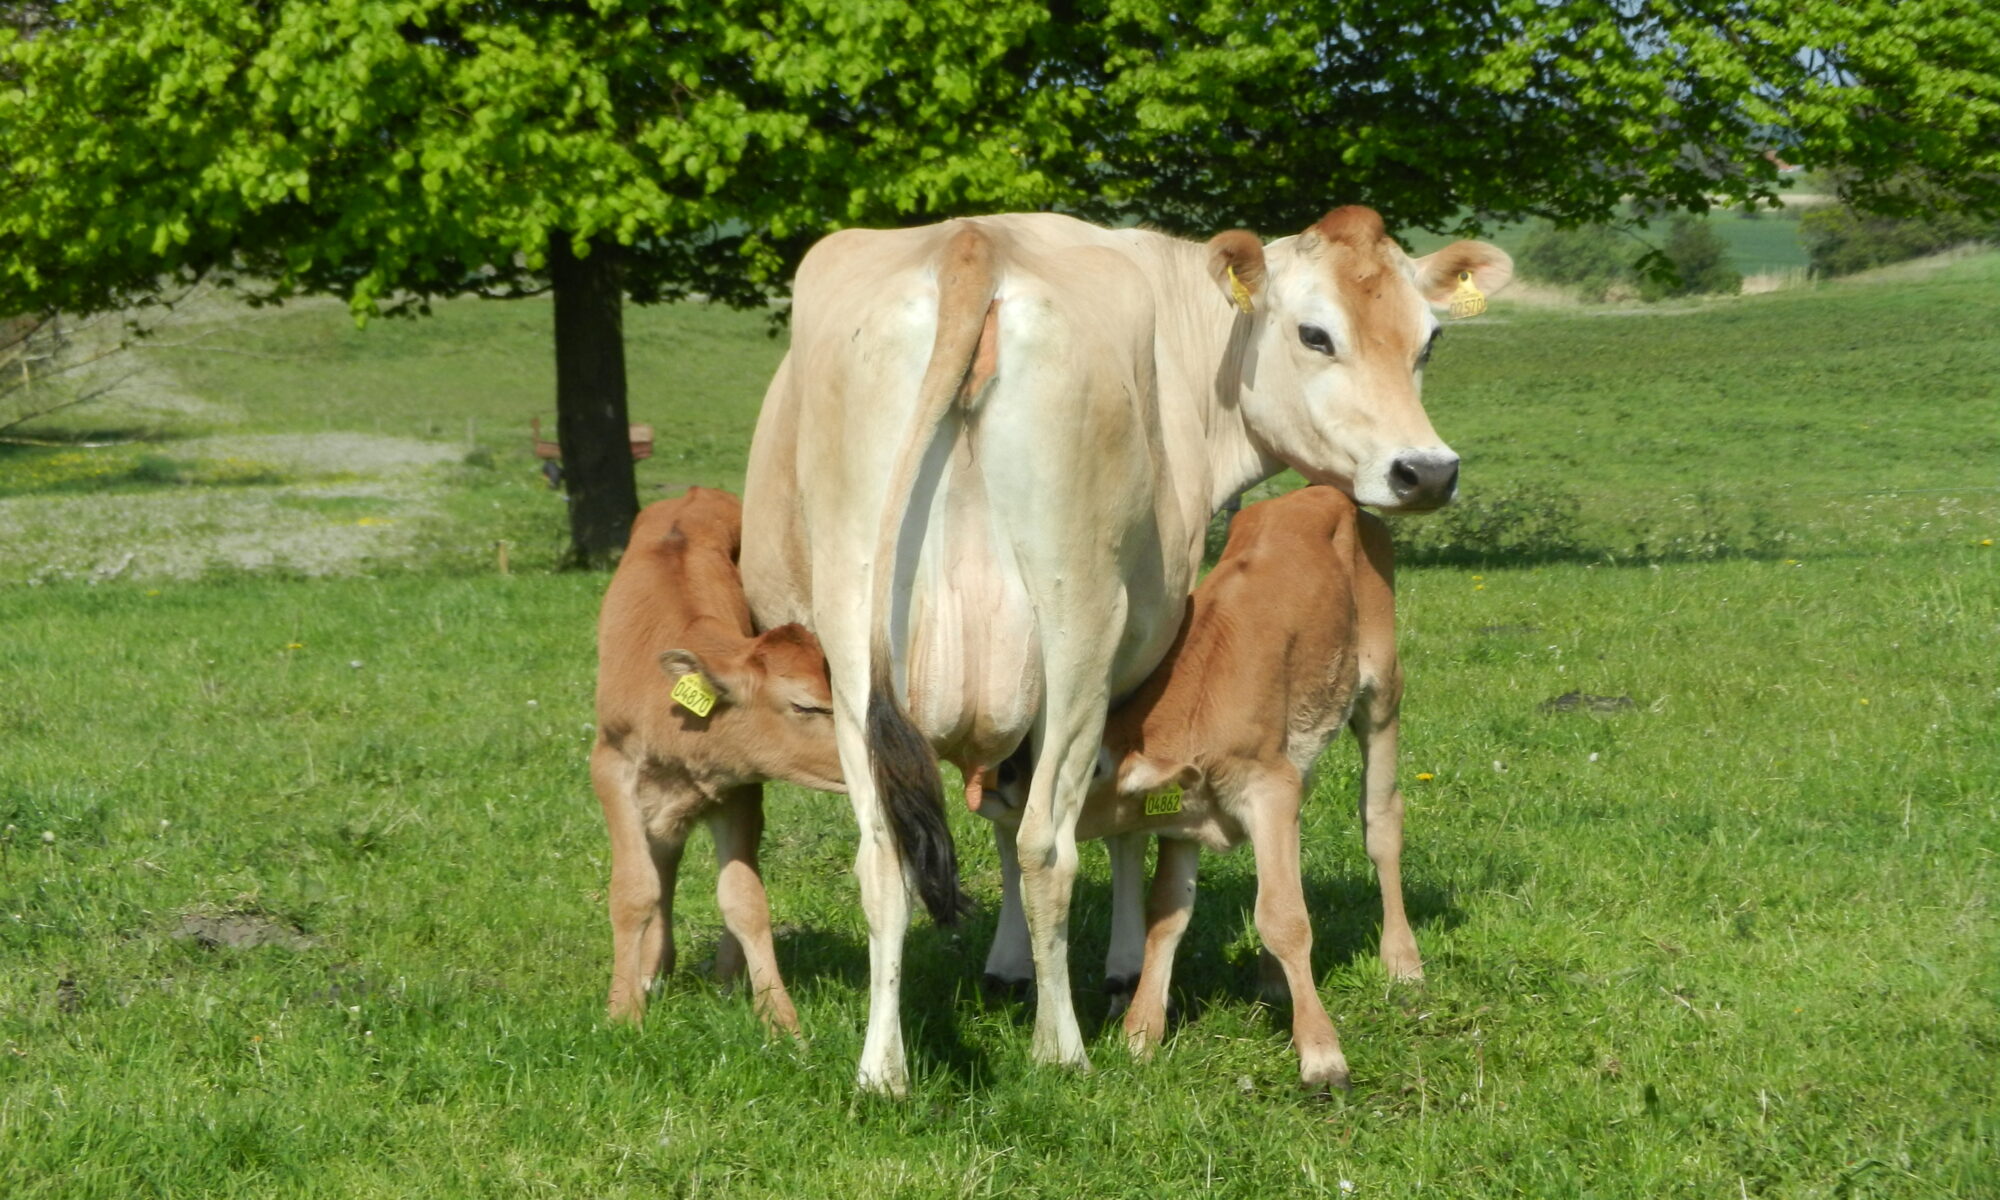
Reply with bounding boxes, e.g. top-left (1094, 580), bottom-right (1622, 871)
top-left (1211, 208), bottom-right (1512, 512)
